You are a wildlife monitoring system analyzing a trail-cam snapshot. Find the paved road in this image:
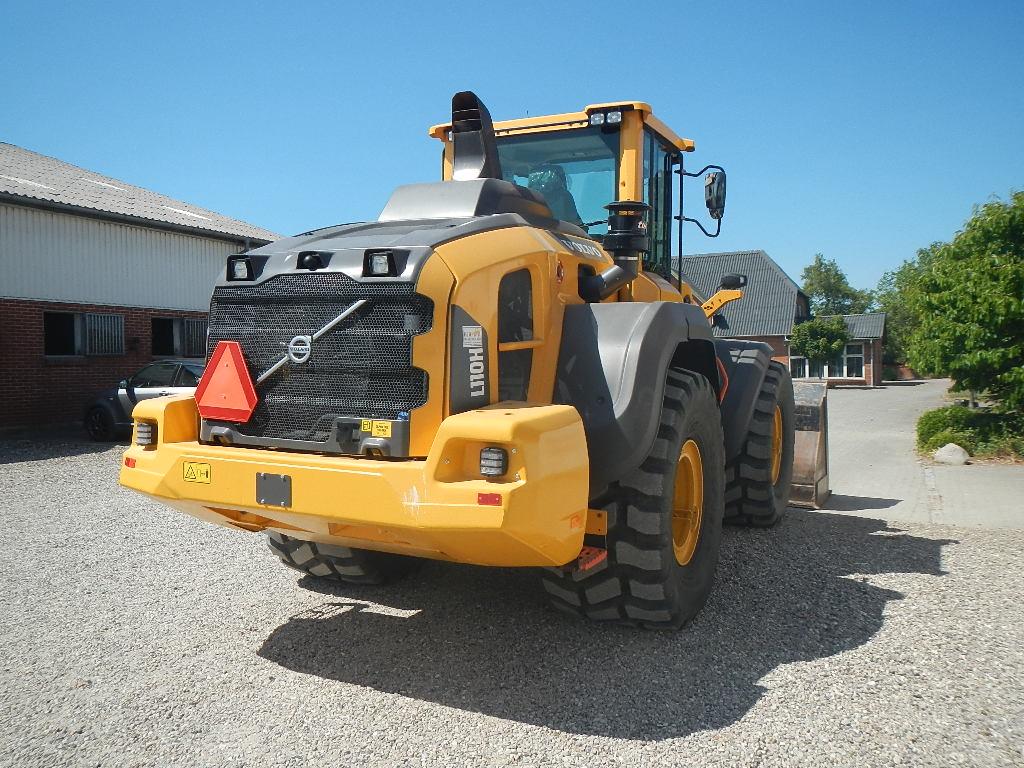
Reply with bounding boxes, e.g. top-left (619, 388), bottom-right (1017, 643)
top-left (1, 384), bottom-right (1022, 767)
top-left (824, 379), bottom-right (1024, 529)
